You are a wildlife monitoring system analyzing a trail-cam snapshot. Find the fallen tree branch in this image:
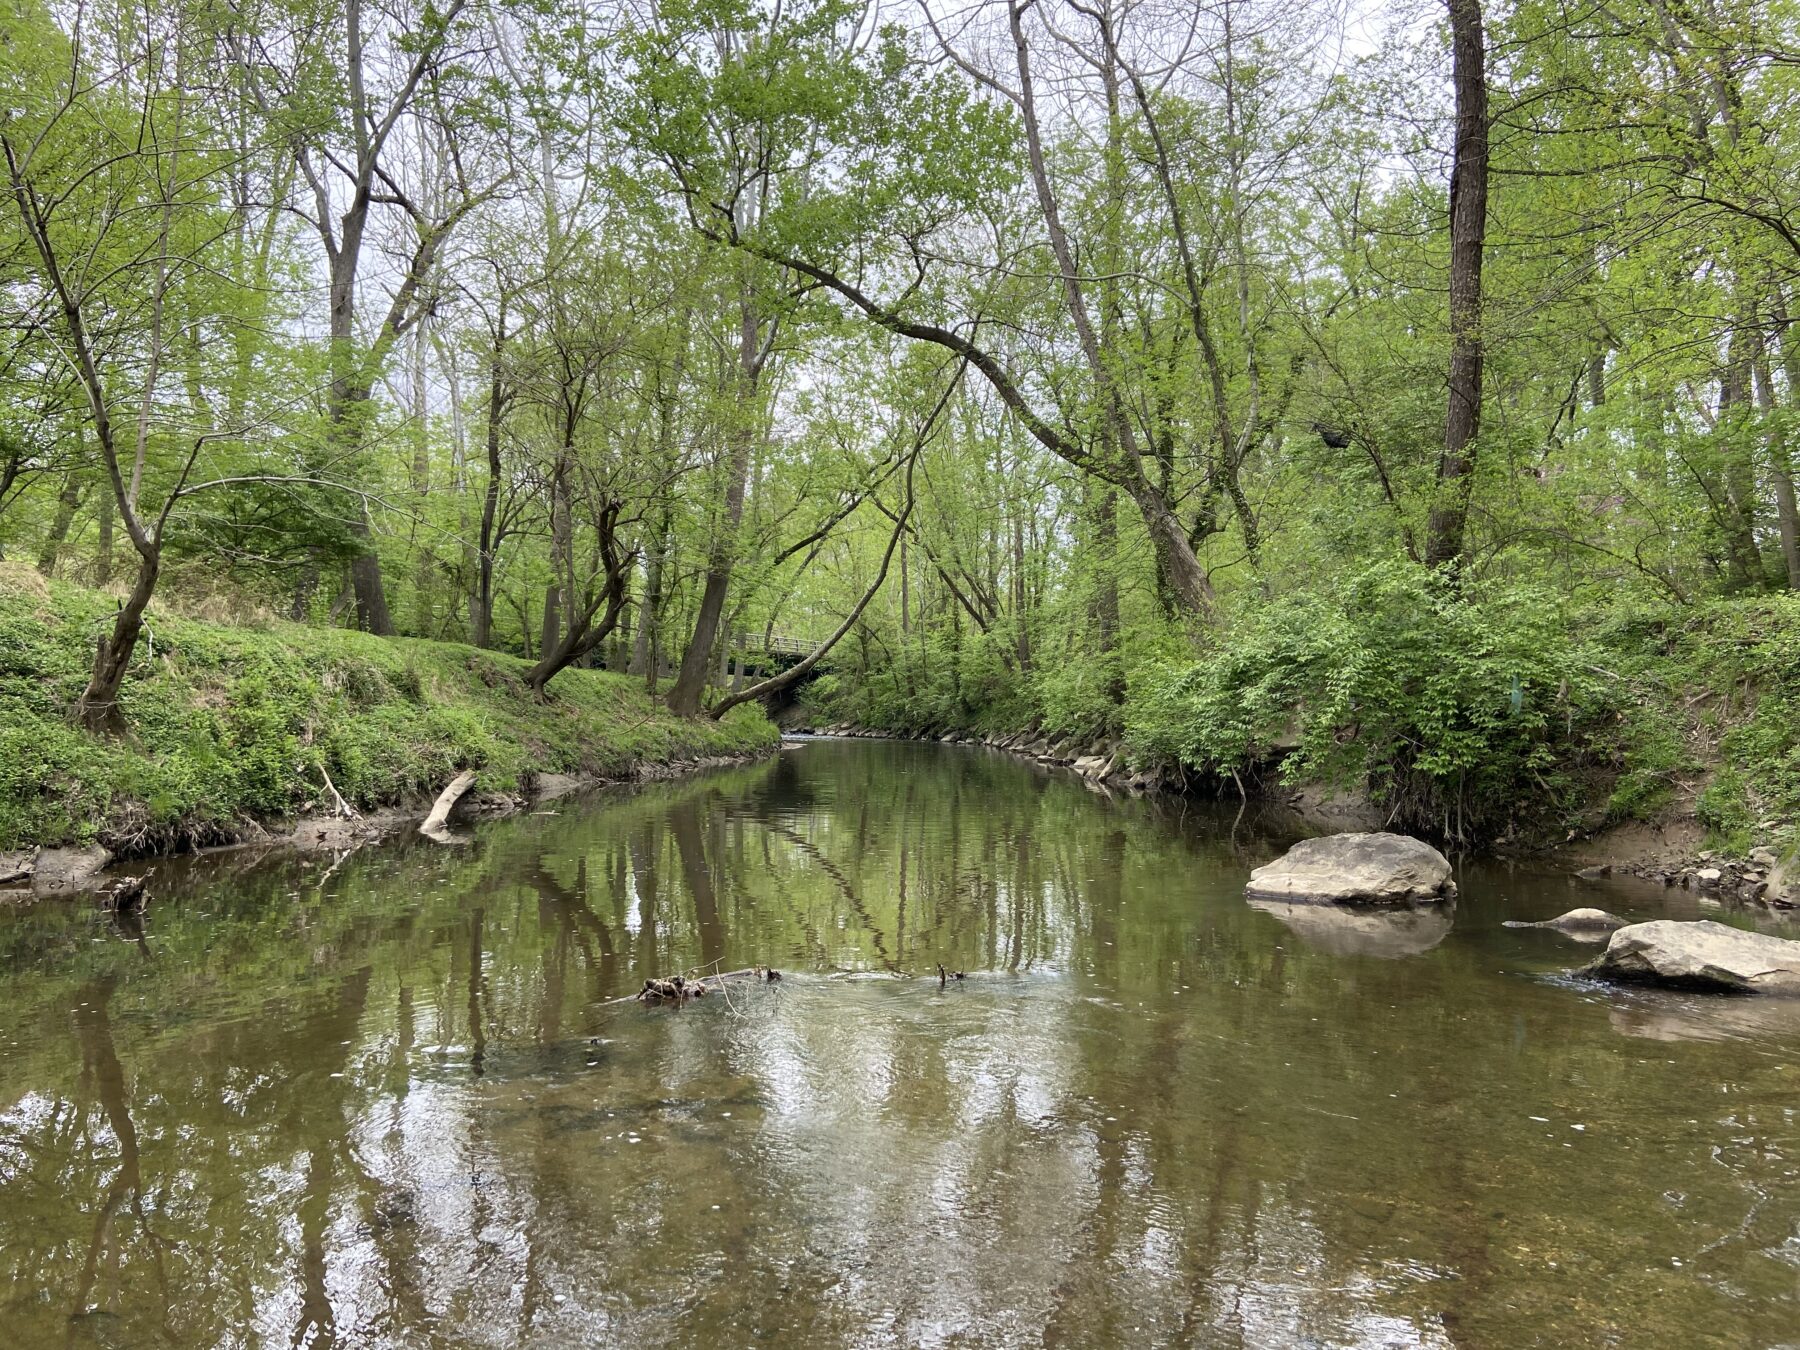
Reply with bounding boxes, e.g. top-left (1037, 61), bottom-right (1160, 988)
top-left (709, 410), bottom-right (942, 720)
top-left (420, 769), bottom-right (477, 837)
top-left (316, 763), bottom-right (358, 820)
